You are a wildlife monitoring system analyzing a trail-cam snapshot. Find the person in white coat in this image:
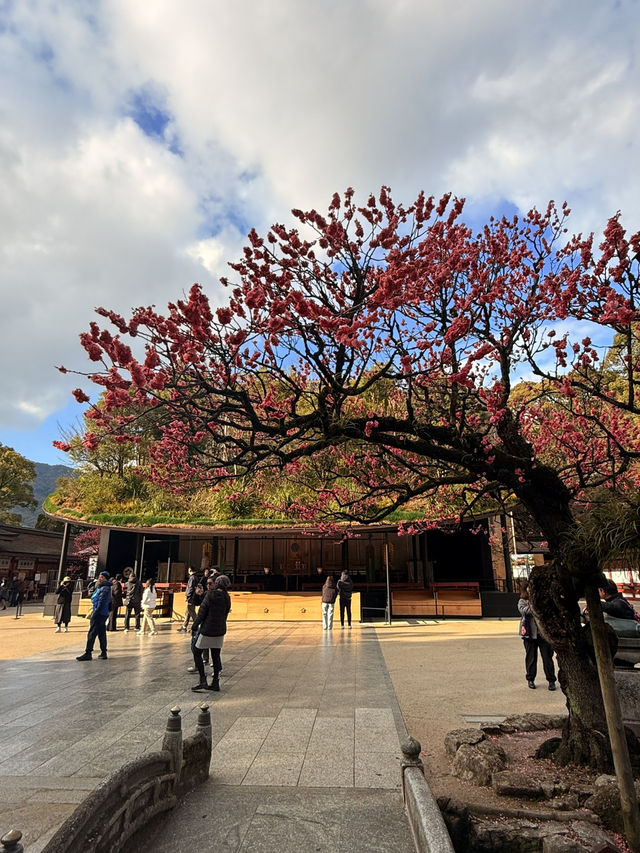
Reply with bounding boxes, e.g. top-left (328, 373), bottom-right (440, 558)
top-left (138, 578), bottom-right (158, 636)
